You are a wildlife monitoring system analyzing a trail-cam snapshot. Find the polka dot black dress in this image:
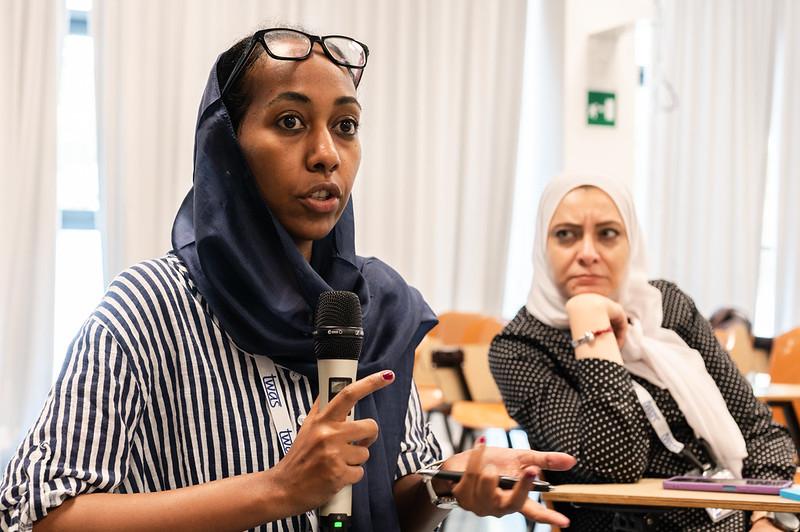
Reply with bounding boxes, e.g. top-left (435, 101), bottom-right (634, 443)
top-left (489, 281), bottom-right (795, 531)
